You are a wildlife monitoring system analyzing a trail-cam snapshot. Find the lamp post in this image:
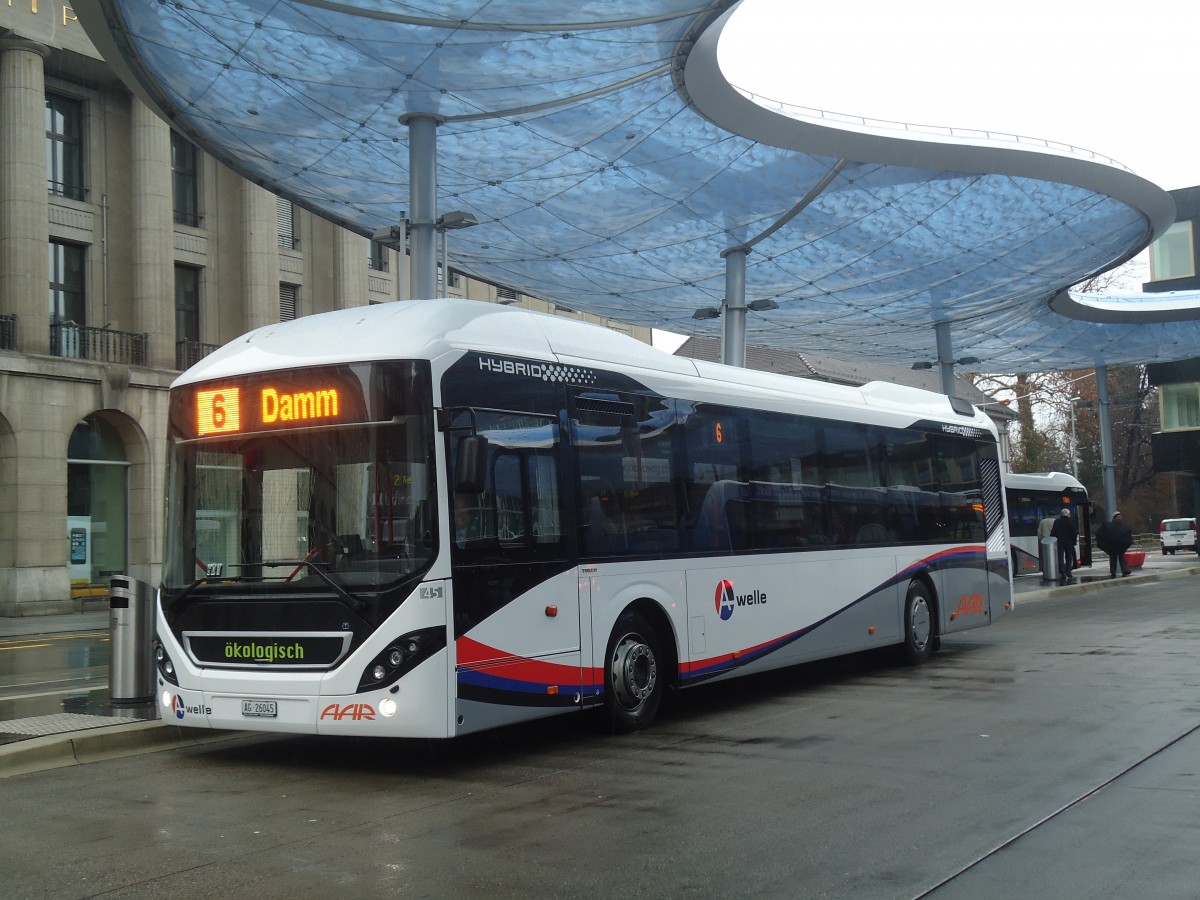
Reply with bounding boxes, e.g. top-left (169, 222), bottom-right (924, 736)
top-left (435, 210), bottom-right (478, 297)
top-left (1068, 395), bottom-right (1081, 478)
